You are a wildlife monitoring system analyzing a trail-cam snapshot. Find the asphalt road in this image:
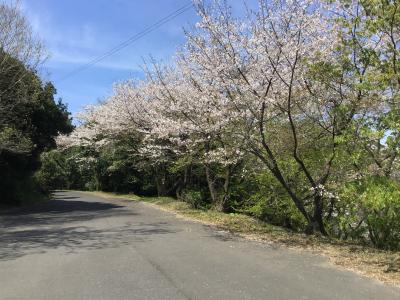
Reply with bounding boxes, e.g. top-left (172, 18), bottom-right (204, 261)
top-left (0, 191), bottom-right (399, 300)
